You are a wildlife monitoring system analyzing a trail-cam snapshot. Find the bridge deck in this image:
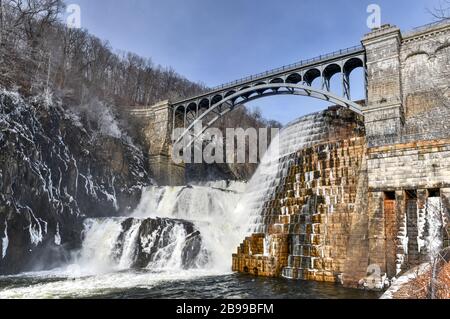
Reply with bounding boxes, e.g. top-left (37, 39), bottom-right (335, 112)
top-left (174, 45), bottom-right (365, 106)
